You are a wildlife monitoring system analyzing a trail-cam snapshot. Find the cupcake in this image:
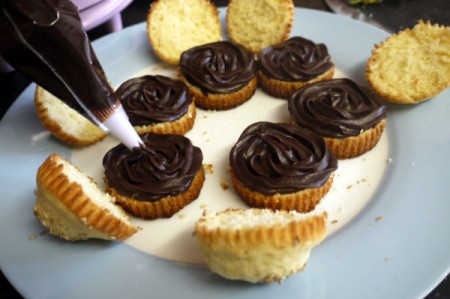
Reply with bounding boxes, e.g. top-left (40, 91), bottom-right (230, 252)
top-left (146, 0), bottom-right (222, 65)
top-left (34, 86), bottom-right (107, 145)
top-left (115, 75), bottom-right (196, 135)
top-left (229, 122), bottom-right (337, 212)
top-left (179, 41), bottom-right (258, 110)
top-left (288, 78), bottom-right (387, 159)
top-left (366, 20), bottom-right (450, 104)
top-left (195, 208), bottom-right (327, 283)
top-left (103, 133), bottom-right (205, 219)
top-left (34, 153), bottom-right (137, 241)
top-left (226, 0), bottom-right (294, 54)
top-left (258, 36), bottom-right (335, 99)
